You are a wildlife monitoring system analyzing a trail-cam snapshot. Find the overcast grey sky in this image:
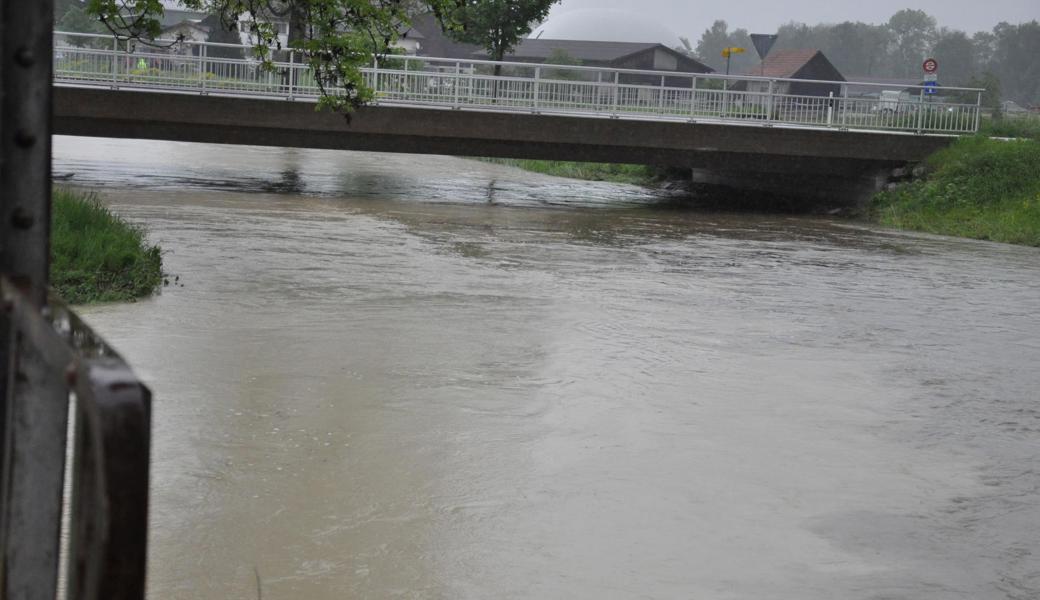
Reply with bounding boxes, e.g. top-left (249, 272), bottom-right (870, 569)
top-left (548, 0), bottom-right (1039, 41)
